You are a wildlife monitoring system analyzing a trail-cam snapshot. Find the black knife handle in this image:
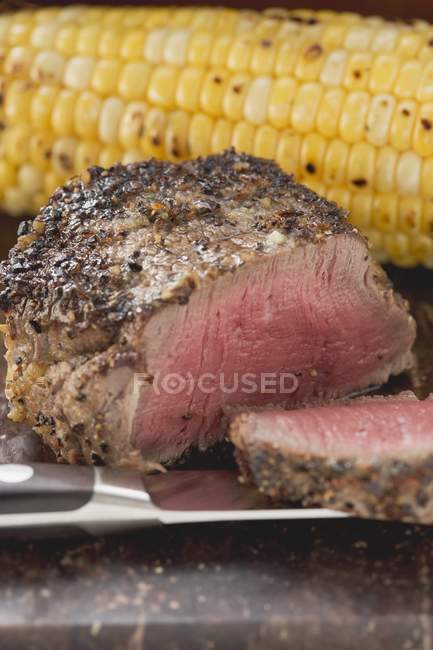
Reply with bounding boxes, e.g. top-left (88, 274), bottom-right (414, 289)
top-left (0, 463), bottom-right (95, 514)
